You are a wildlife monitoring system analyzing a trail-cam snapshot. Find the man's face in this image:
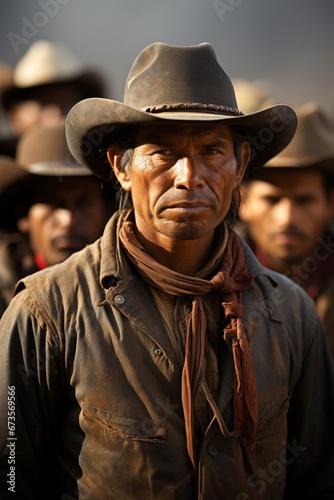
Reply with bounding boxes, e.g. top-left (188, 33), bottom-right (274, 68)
top-left (9, 84), bottom-right (86, 135)
top-left (239, 168), bottom-right (333, 272)
top-left (20, 176), bottom-right (112, 266)
top-left (111, 123), bottom-right (249, 245)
